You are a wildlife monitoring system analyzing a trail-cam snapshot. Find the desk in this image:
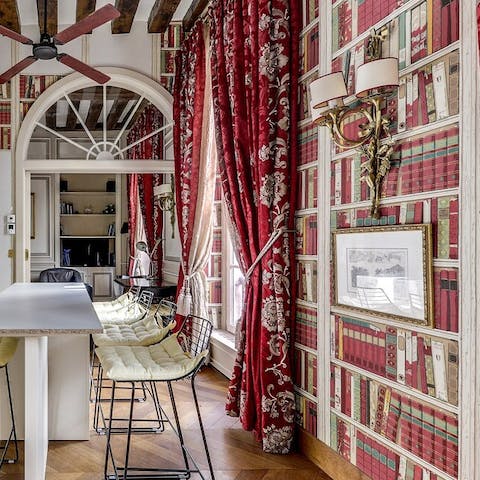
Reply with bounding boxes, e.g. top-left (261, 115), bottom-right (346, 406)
top-left (114, 276), bottom-right (177, 302)
top-left (0, 283), bottom-right (102, 480)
